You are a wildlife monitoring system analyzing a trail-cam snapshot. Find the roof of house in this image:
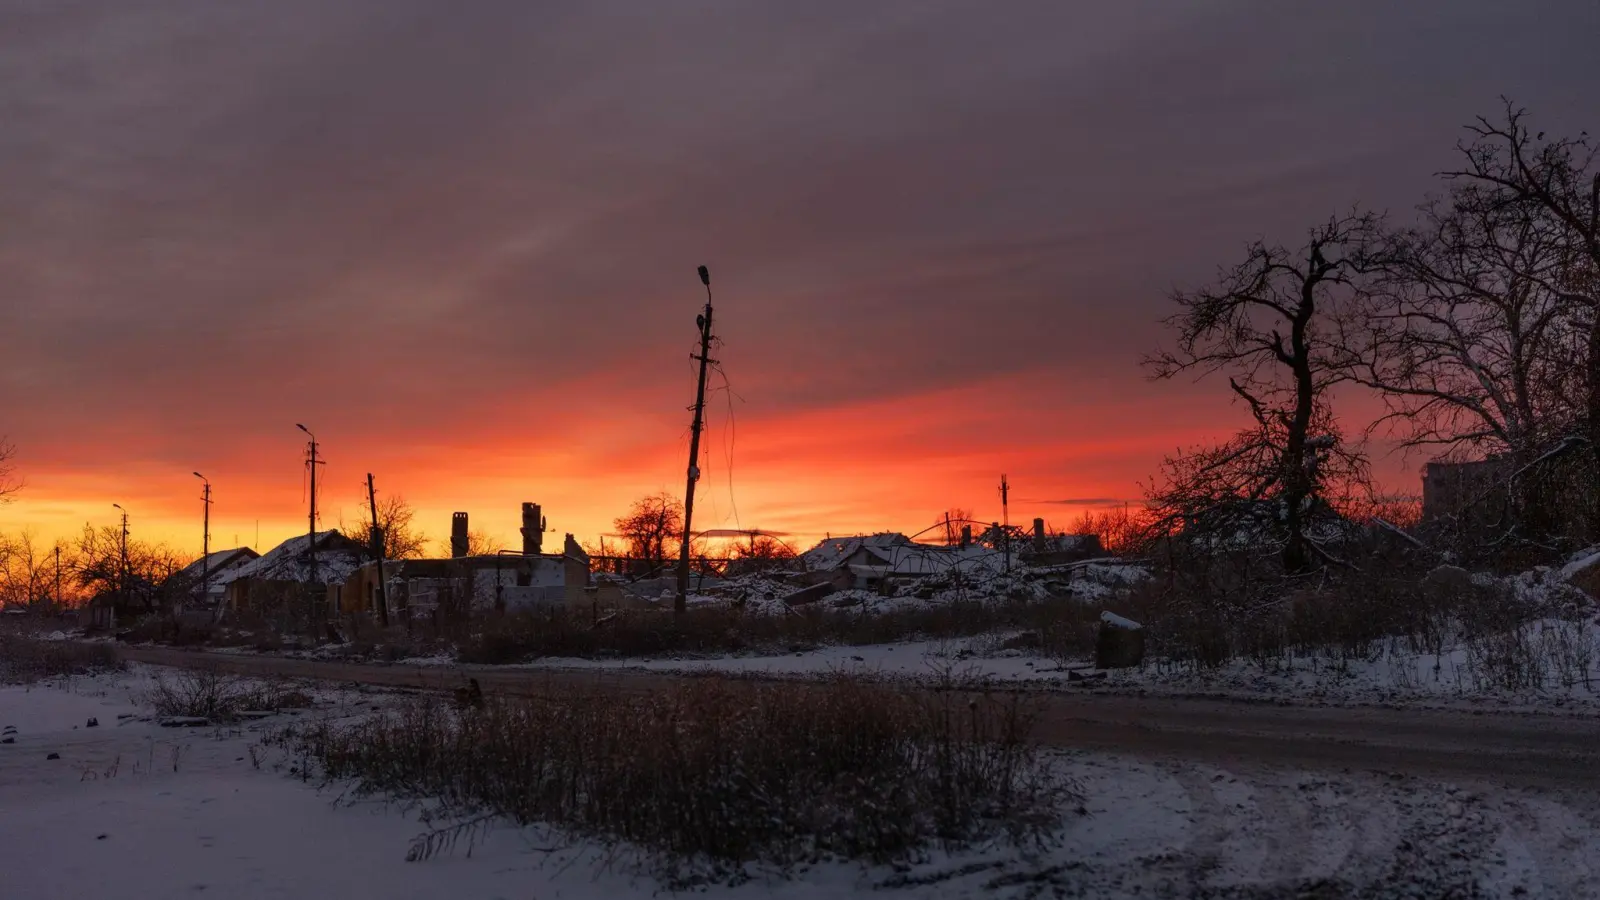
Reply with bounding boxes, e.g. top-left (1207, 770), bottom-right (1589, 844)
top-left (175, 547), bottom-right (260, 583)
top-left (803, 533), bottom-right (1006, 580)
top-left (220, 531), bottom-right (371, 585)
top-left (800, 533), bottom-right (915, 571)
top-left (846, 543), bottom-right (1003, 580)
